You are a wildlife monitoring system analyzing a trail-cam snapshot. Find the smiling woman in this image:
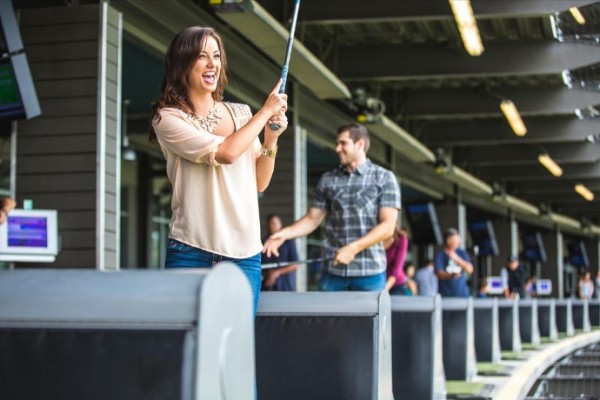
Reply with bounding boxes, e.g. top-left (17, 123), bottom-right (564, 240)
top-left (149, 26), bottom-right (289, 314)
